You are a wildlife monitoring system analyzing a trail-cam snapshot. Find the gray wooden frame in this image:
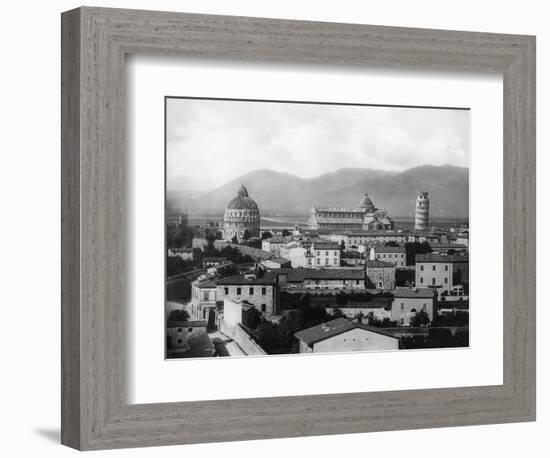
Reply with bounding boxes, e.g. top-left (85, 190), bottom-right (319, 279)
top-left (61, 6), bottom-right (536, 451)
